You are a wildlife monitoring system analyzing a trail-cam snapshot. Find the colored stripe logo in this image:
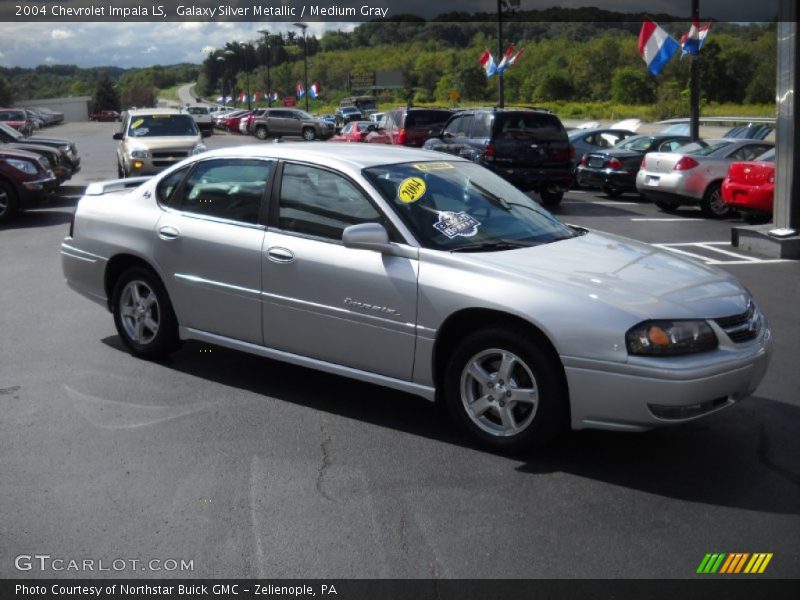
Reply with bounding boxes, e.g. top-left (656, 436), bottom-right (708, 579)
top-left (697, 553), bottom-right (773, 574)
